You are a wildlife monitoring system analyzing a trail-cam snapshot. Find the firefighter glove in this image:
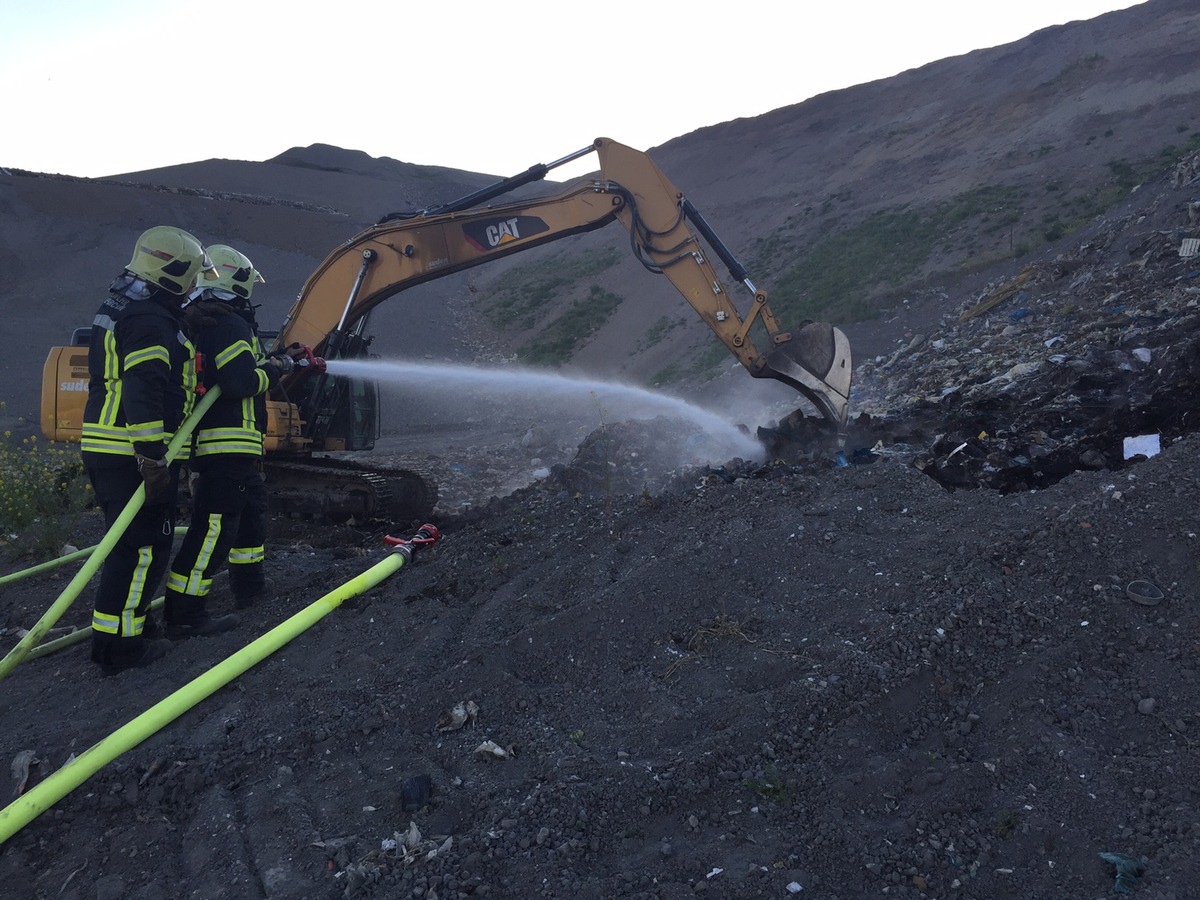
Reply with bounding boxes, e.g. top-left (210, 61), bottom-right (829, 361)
top-left (266, 353), bottom-right (295, 375)
top-left (136, 454), bottom-right (170, 504)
